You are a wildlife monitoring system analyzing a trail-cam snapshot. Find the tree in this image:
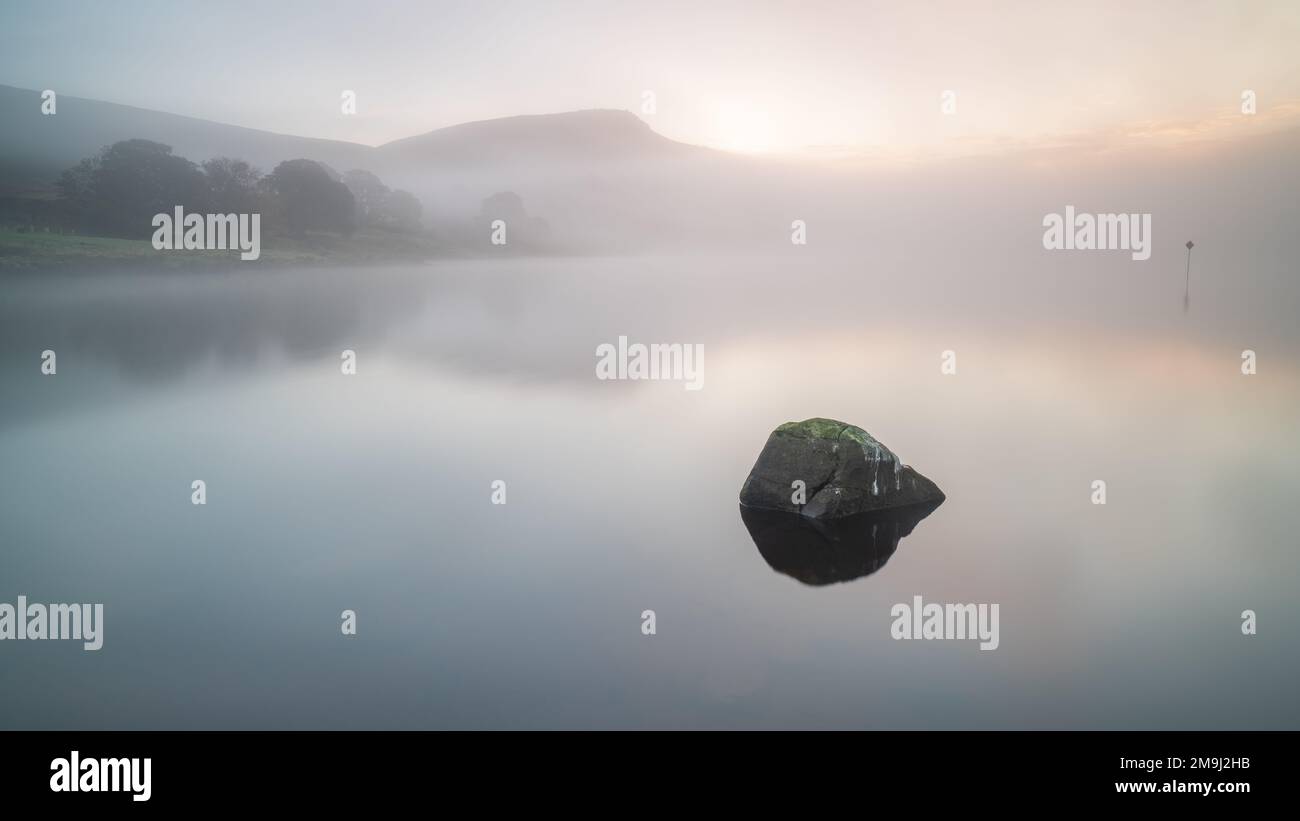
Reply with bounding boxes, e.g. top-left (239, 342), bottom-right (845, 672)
top-left (55, 156), bottom-right (98, 227)
top-left (343, 169), bottom-right (389, 225)
top-left (202, 157), bottom-right (262, 214)
top-left (264, 159), bottom-right (356, 237)
top-left (479, 191), bottom-right (528, 225)
top-left (344, 170), bottom-right (423, 233)
top-left (474, 191), bottom-right (548, 247)
top-left (56, 139), bottom-right (208, 237)
top-left (378, 189), bottom-right (423, 233)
